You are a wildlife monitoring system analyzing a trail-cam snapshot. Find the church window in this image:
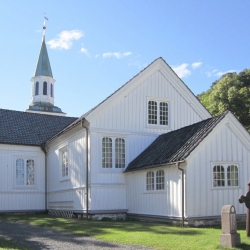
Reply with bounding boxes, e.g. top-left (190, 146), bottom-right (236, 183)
top-left (213, 164), bottom-right (239, 188)
top-left (146, 171), bottom-right (154, 190)
top-left (148, 99), bottom-right (168, 126)
top-left (43, 81), bottom-right (47, 95)
top-left (16, 159), bottom-right (35, 186)
top-left (102, 137), bottom-right (126, 169)
top-left (50, 84), bottom-right (53, 97)
top-left (62, 150), bottom-right (68, 177)
top-left (35, 82), bottom-right (39, 95)
top-left (156, 170), bottom-right (165, 190)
